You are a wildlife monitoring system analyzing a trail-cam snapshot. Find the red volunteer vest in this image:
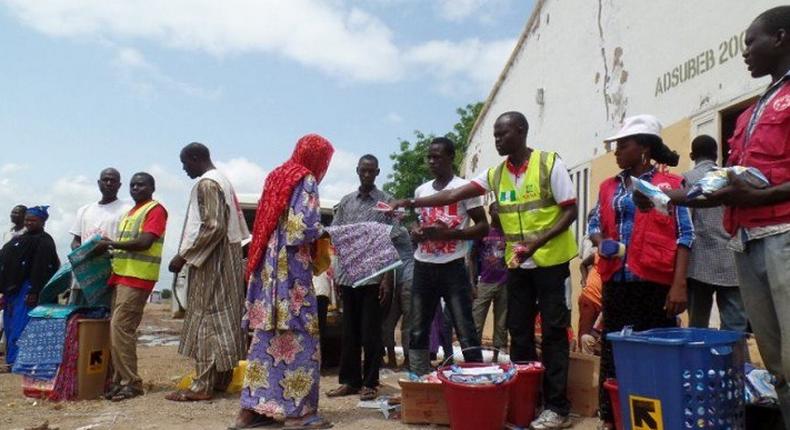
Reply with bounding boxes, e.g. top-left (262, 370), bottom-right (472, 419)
top-left (597, 171), bottom-right (683, 286)
top-left (724, 82), bottom-right (790, 235)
